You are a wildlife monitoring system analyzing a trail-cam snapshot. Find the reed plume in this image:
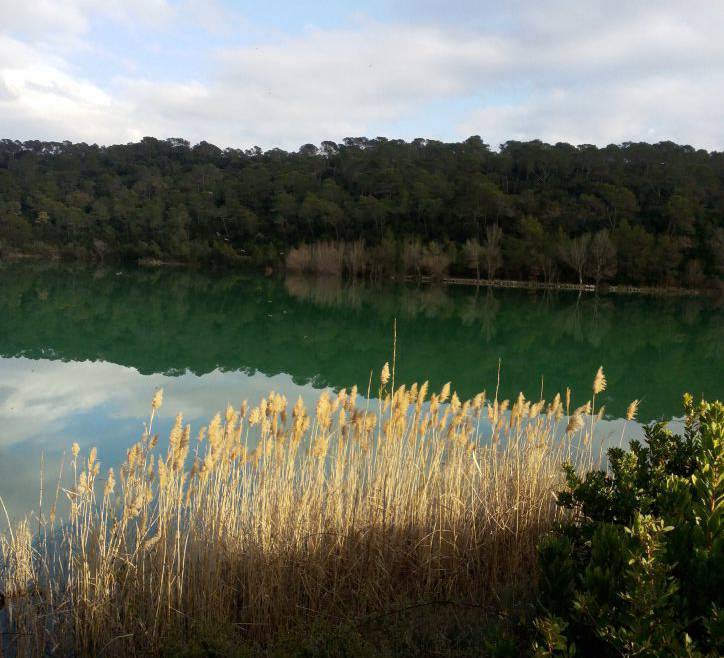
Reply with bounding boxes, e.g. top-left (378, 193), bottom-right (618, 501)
top-left (0, 369), bottom-right (603, 657)
top-left (626, 399), bottom-right (640, 421)
top-left (593, 366), bottom-right (607, 395)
